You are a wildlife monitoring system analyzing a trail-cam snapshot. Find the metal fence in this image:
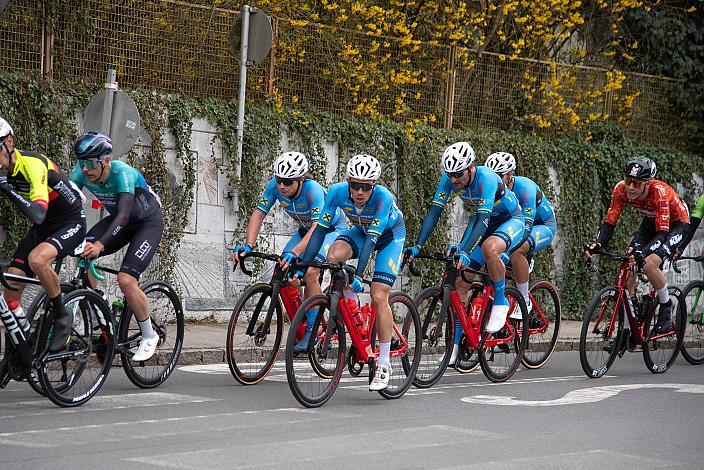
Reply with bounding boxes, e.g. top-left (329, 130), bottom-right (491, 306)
top-left (0, 0), bottom-right (683, 144)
